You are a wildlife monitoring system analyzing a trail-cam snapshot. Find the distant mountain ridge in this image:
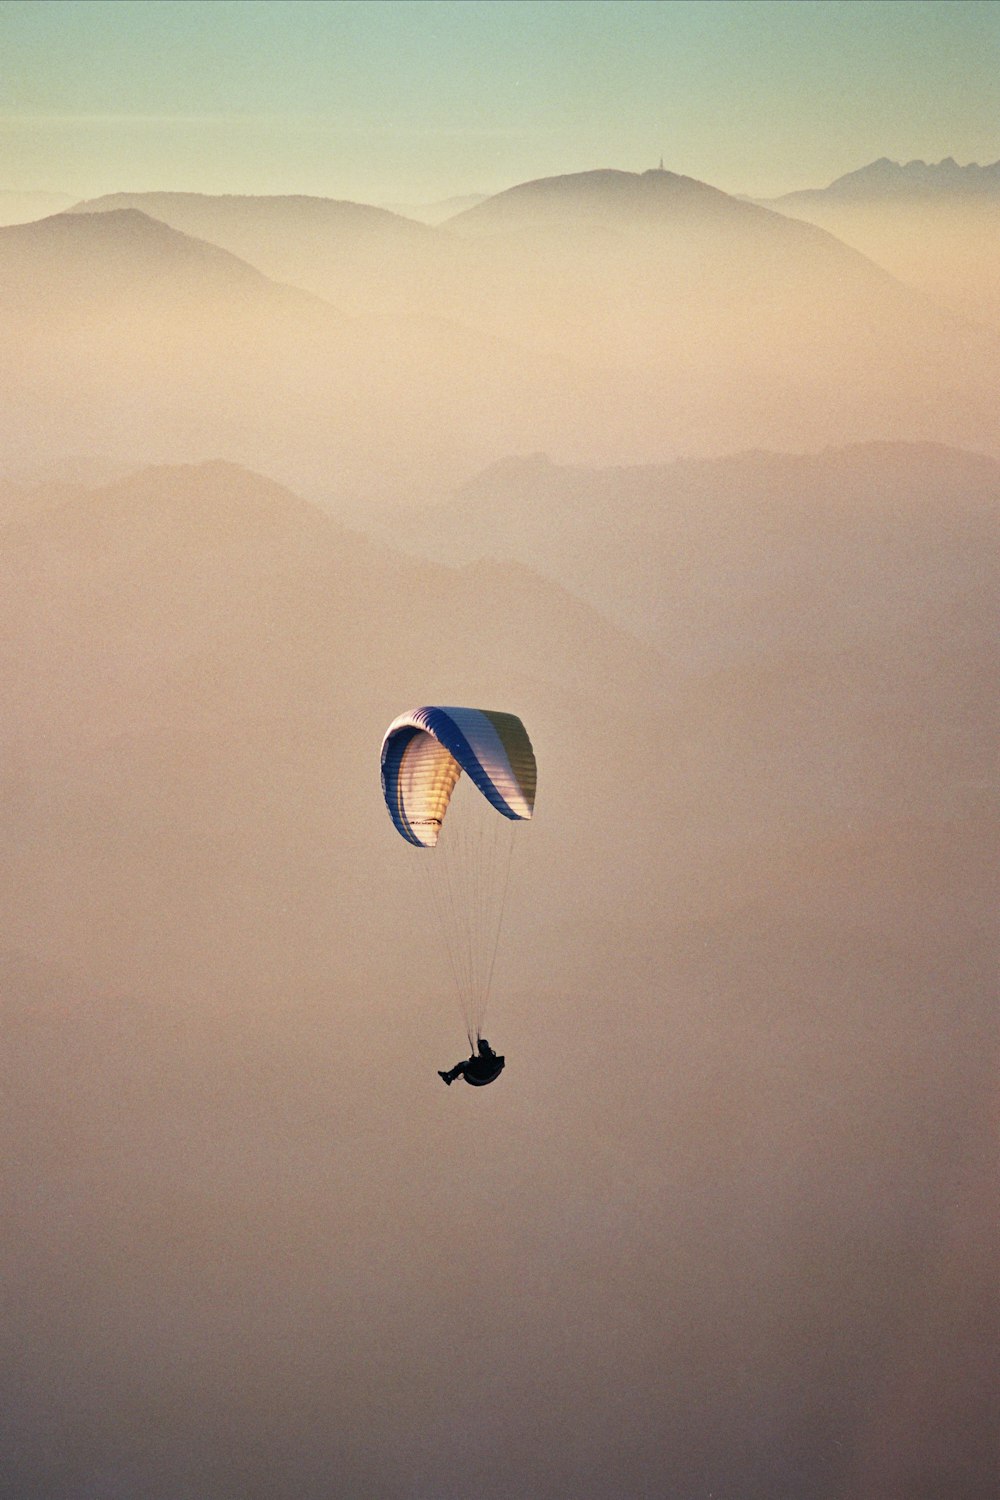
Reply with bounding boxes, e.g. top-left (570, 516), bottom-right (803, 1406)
top-left (0, 206), bottom-right (576, 498)
top-left (0, 206), bottom-right (335, 315)
top-left (760, 158), bottom-right (1000, 334)
top-left (4, 162), bottom-right (997, 1500)
top-left (66, 190), bottom-right (443, 316)
top-left (441, 165), bottom-right (903, 255)
top-left (768, 157), bottom-right (1000, 206)
top-left (443, 167), bottom-right (752, 231)
top-left (395, 440), bottom-right (1000, 670)
top-left (7, 165), bottom-right (1000, 491)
